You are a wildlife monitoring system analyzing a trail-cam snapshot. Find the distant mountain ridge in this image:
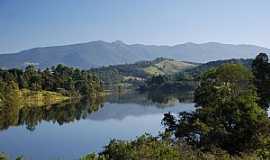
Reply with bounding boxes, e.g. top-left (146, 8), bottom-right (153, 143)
top-left (0, 40), bottom-right (268, 69)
